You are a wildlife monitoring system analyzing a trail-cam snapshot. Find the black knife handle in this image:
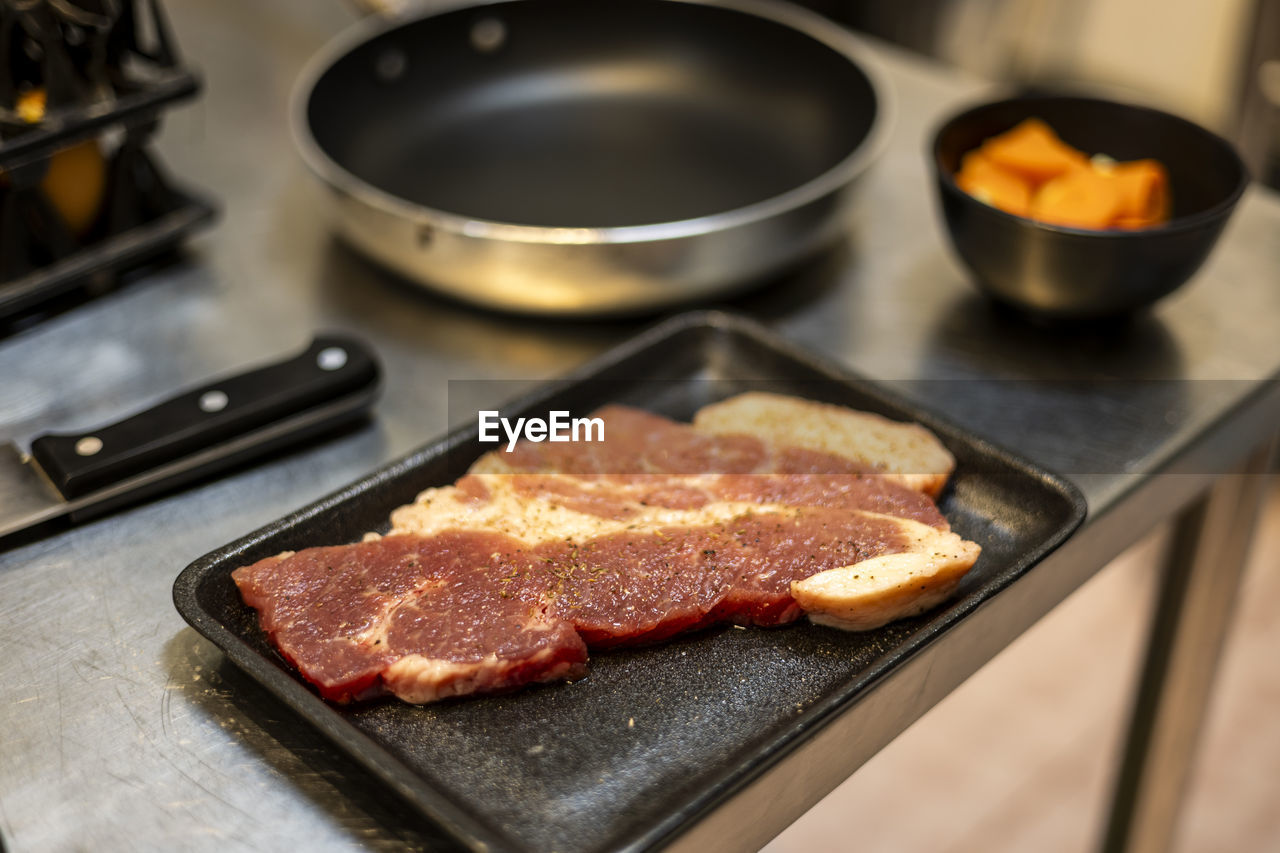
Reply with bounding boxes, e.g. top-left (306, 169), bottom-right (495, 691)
top-left (31, 334), bottom-right (381, 500)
